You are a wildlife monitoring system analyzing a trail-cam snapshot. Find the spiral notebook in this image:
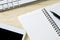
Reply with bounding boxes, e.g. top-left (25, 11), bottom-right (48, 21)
top-left (18, 3), bottom-right (60, 40)
top-left (0, 0), bottom-right (36, 12)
